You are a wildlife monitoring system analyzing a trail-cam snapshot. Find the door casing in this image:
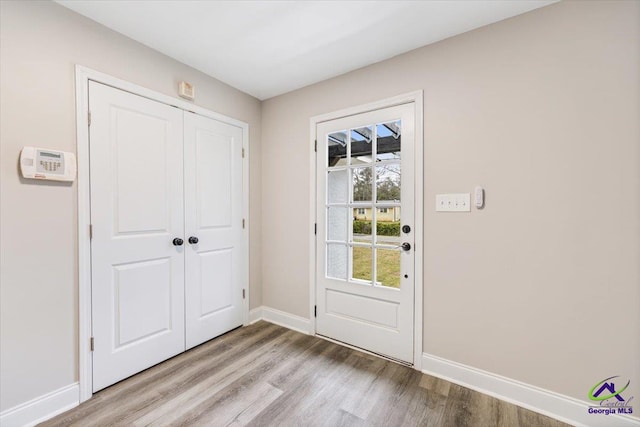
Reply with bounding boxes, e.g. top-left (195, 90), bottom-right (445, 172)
top-left (309, 91), bottom-right (424, 370)
top-left (75, 65), bottom-right (250, 402)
